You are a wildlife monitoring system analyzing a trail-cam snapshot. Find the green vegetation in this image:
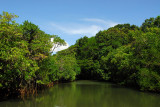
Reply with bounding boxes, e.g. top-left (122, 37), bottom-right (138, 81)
top-left (0, 12), bottom-right (80, 97)
top-left (0, 11), bottom-right (160, 98)
top-left (71, 17), bottom-right (160, 92)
